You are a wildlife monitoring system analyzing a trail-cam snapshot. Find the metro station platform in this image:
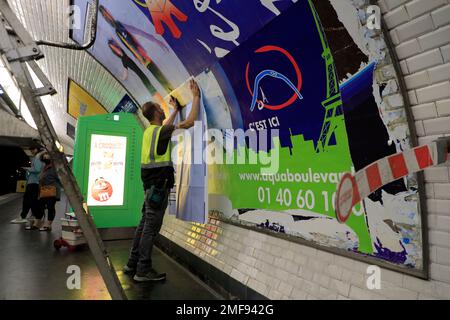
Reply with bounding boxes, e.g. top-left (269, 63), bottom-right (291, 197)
top-left (0, 194), bottom-right (221, 300)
